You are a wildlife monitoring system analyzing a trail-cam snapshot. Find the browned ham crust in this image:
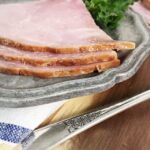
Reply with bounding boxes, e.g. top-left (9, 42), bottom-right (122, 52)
top-left (0, 59), bottom-right (120, 78)
top-left (0, 38), bottom-right (135, 54)
top-left (0, 46), bottom-right (117, 66)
